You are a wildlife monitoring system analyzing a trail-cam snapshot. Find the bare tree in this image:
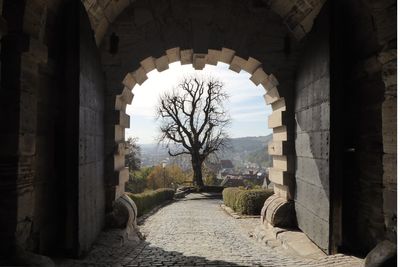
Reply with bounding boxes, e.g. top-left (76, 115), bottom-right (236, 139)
top-left (156, 76), bottom-right (230, 187)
